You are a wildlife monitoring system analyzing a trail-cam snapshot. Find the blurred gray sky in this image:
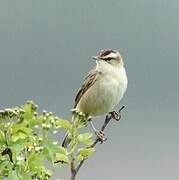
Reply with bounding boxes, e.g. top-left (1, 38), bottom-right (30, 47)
top-left (0, 0), bottom-right (179, 180)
